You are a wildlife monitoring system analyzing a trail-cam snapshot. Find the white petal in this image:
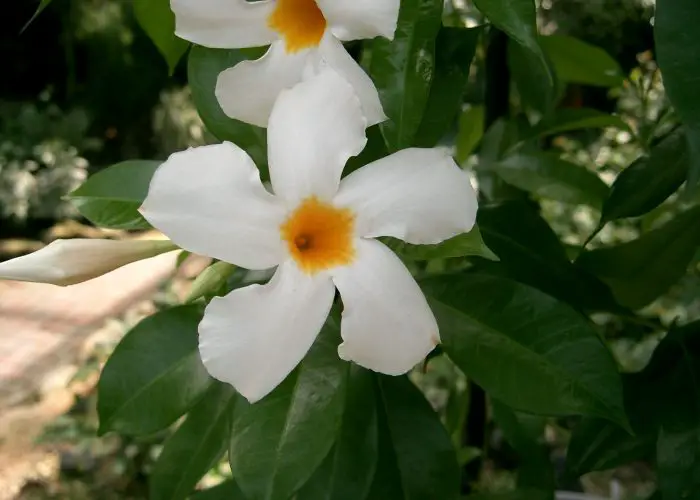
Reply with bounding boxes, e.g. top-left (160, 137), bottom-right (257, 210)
top-left (318, 0), bottom-right (400, 41)
top-left (0, 239), bottom-right (176, 286)
top-left (199, 261), bottom-right (335, 402)
top-left (171, 0), bottom-right (277, 48)
top-left (140, 142), bottom-right (287, 270)
top-left (268, 68), bottom-right (367, 205)
top-left (215, 41), bottom-right (310, 128)
top-left (331, 239), bottom-right (437, 374)
top-left (317, 34), bottom-right (387, 126)
top-left (334, 148), bottom-right (478, 244)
